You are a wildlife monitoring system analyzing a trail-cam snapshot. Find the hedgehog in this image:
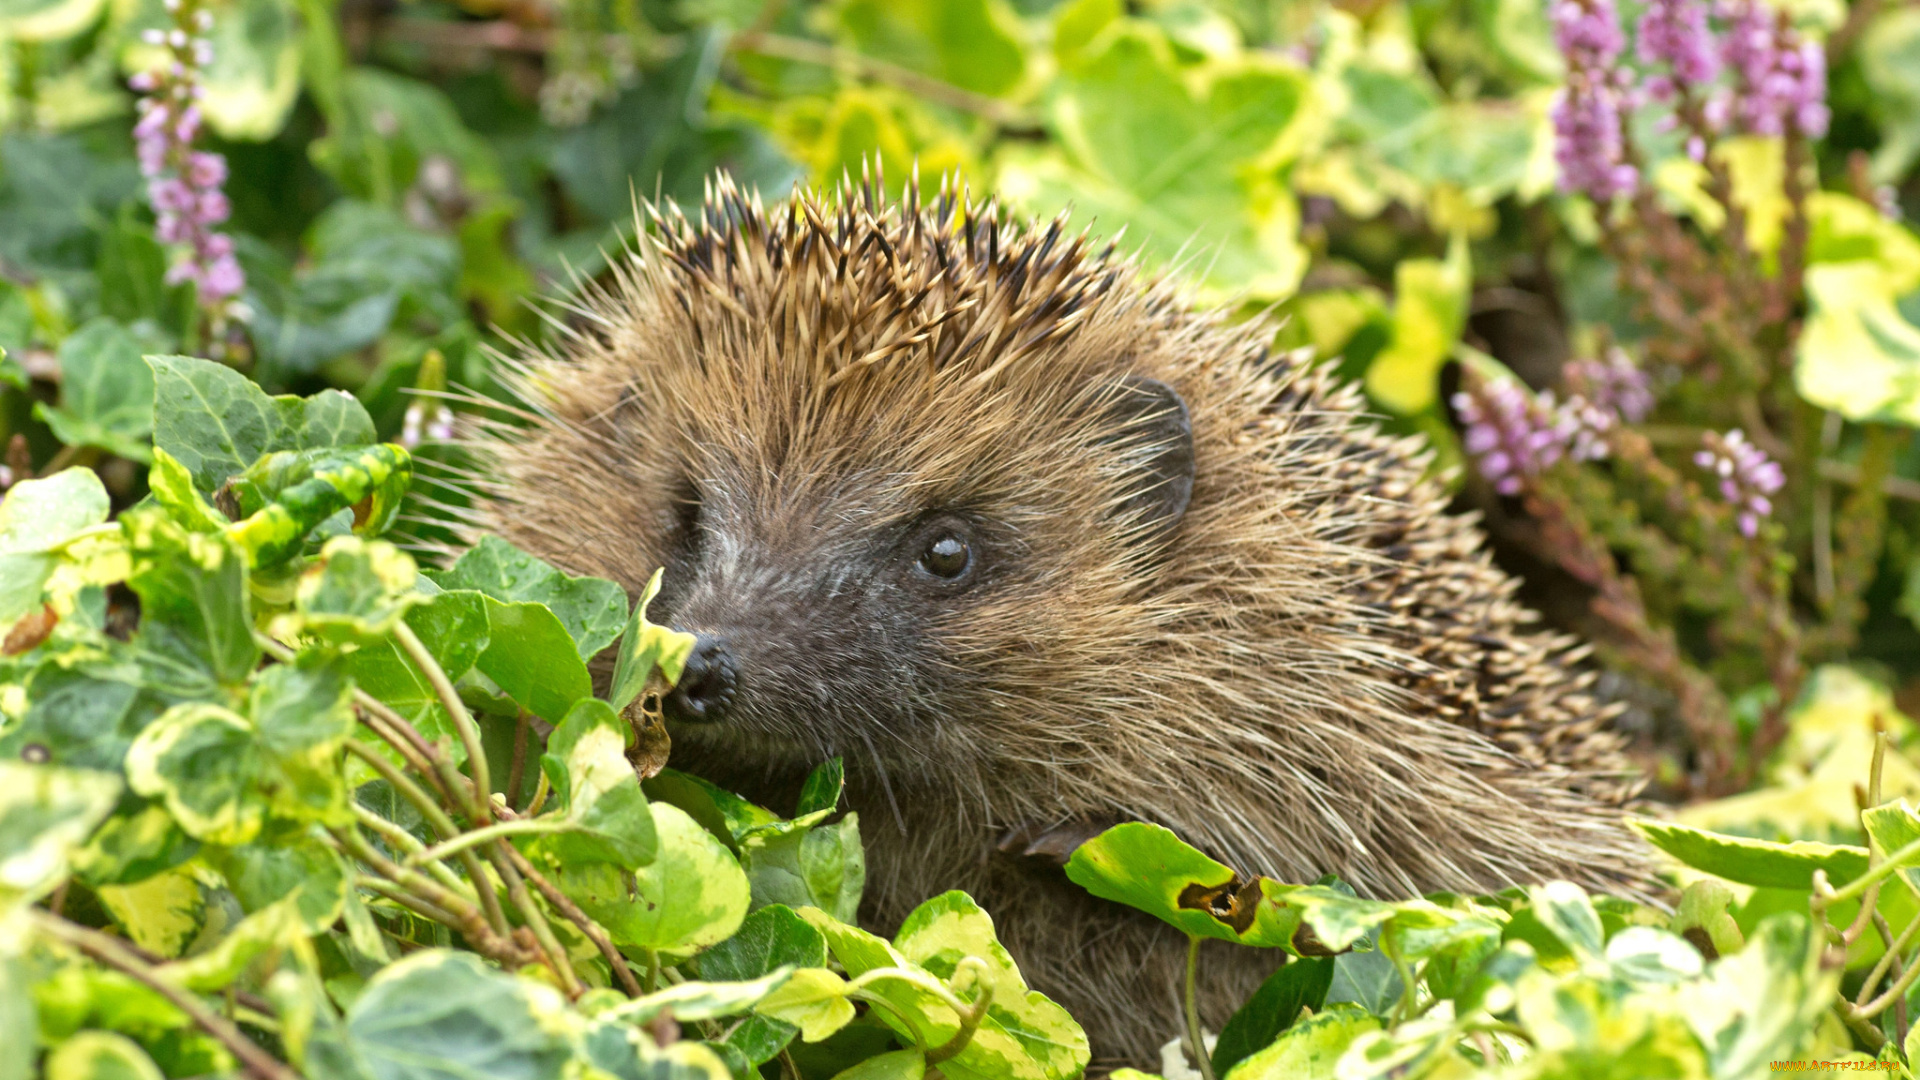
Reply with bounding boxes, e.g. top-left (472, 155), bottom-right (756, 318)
top-left (475, 174), bottom-right (1652, 1066)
